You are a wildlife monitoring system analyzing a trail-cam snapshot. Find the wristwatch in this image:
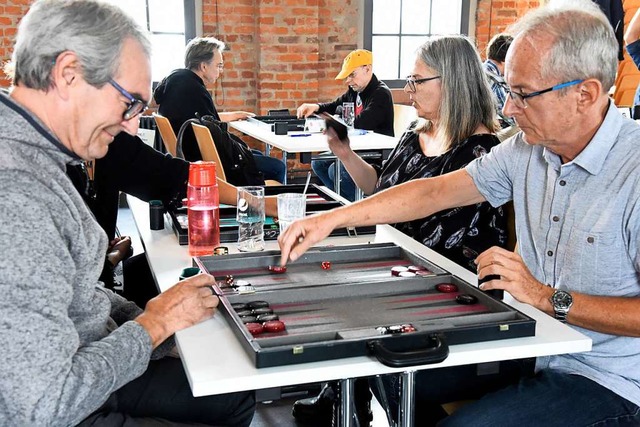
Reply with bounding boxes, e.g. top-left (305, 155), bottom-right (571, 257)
top-left (550, 289), bottom-right (573, 322)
